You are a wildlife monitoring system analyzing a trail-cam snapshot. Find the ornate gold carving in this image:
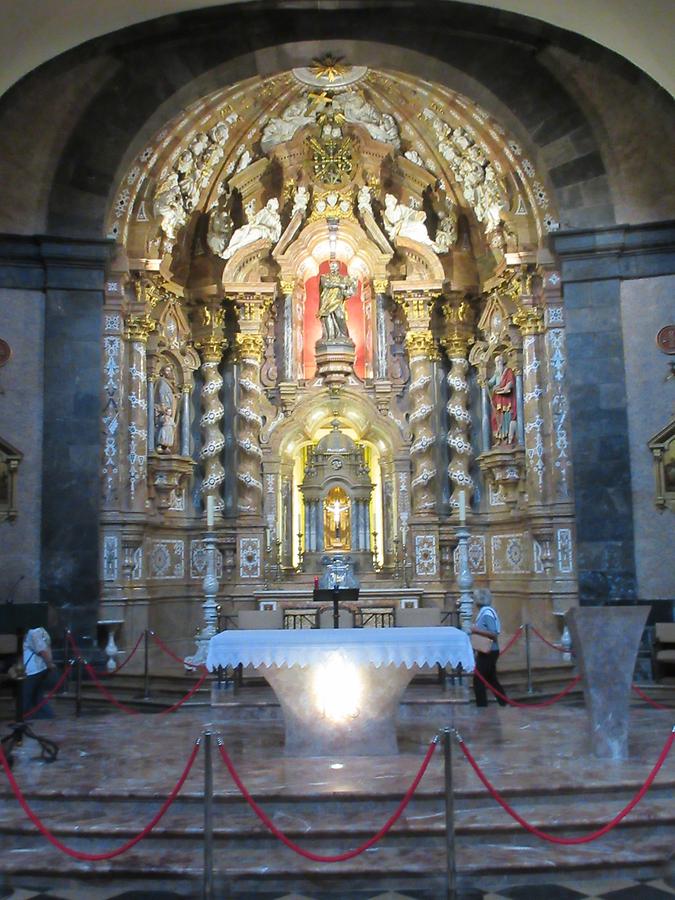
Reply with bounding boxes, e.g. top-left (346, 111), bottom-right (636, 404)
top-left (201, 306), bottom-right (225, 328)
top-left (133, 272), bottom-right (179, 310)
top-left (235, 333), bottom-right (265, 361)
top-left (308, 189), bottom-right (355, 222)
top-left (405, 330), bottom-right (439, 360)
top-left (280, 279), bottom-right (296, 296)
top-left (373, 278), bottom-right (389, 295)
top-left (235, 294), bottom-right (274, 323)
top-left (442, 334), bottom-right (472, 358)
top-left (307, 123), bottom-right (353, 186)
top-left (396, 291), bottom-right (437, 324)
top-left (442, 300), bottom-right (471, 326)
top-left (196, 335), bottom-right (228, 363)
top-left (125, 314), bottom-right (156, 343)
top-left (513, 305), bottom-right (545, 335)
top-left (310, 54), bottom-right (348, 83)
